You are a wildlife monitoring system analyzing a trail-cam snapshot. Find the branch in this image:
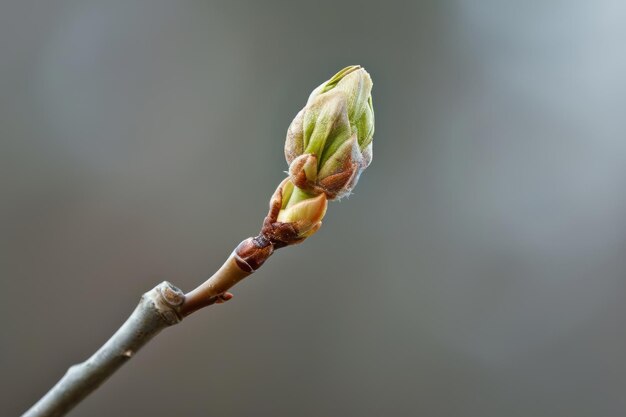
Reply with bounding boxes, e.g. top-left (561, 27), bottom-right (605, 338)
top-left (22, 248), bottom-right (259, 417)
